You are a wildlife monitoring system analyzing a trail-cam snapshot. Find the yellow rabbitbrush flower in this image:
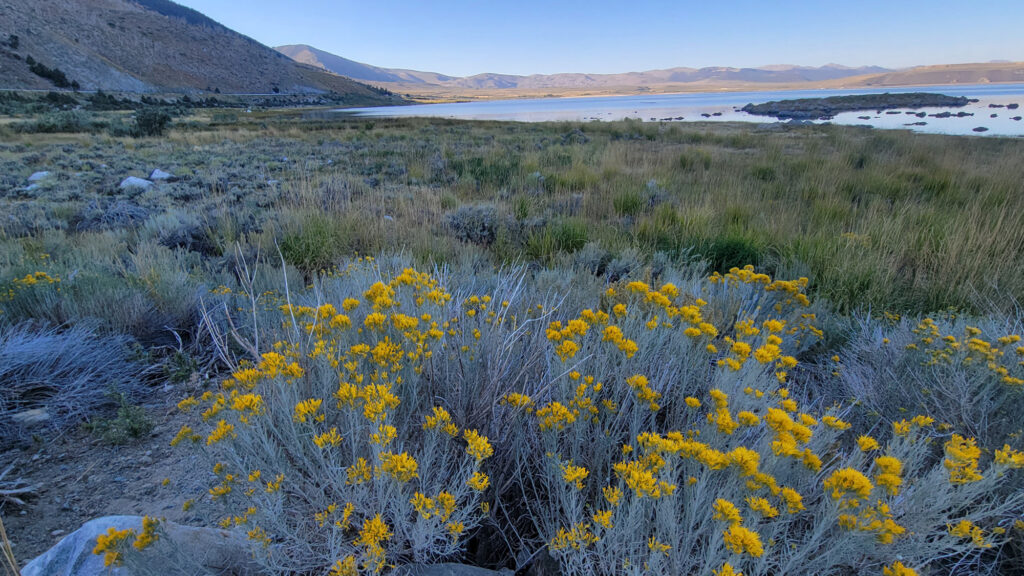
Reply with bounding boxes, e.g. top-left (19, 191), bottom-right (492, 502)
top-left (948, 519), bottom-right (993, 548)
top-left (883, 561), bottom-right (918, 576)
top-left (292, 398), bottom-right (323, 423)
top-left (858, 435), bottom-right (880, 452)
top-left (313, 427), bottom-right (343, 449)
top-left (561, 462), bottom-right (589, 490)
top-left (995, 444), bottom-right (1024, 468)
top-left (823, 468), bottom-right (873, 502)
top-left (746, 496), bottom-right (780, 518)
top-left (463, 429), bottom-right (494, 462)
top-left (713, 499), bottom-right (743, 525)
top-left (132, 516), bottom-right (160, 550)
top-left (206, 420), bottom-right (236, 445)
top-left (722, 524), bottom-right (764, 557)
top-left (944, 434), bottom-right (983, 484)
top-left (874, 456), bottom-right (904, 495)
top-left (592, 509), bottom-right (613, 529)
top-left (378, 452), bottom-right (419, 482)
top-left (549, 522), bottom-right (599, 552)
top-left (329, 556), bottom-right (358, 576)
top-left (714, 563), bottom-right (744, 576)
top-left (467, 471), bottom-right (490, 491)
top-left (93, 526), bottom-right (136, 567)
